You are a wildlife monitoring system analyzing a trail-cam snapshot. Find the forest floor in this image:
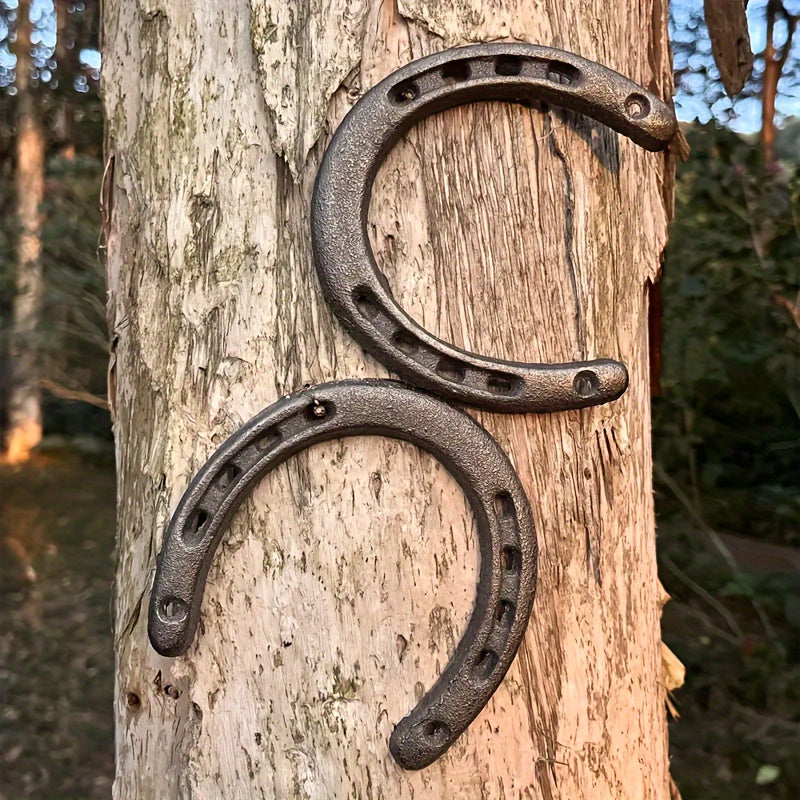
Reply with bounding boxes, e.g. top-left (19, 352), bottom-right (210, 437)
top-left (0, 453), bottom-right (115, 800)
top-left (0, 455), bottom-right (797, 799)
